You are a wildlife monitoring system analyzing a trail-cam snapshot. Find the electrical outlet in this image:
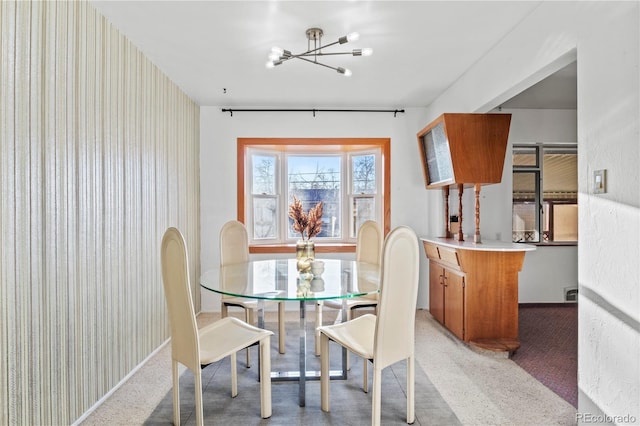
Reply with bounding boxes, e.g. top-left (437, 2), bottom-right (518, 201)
top-left (593, 169), bottom-right (606, 194)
